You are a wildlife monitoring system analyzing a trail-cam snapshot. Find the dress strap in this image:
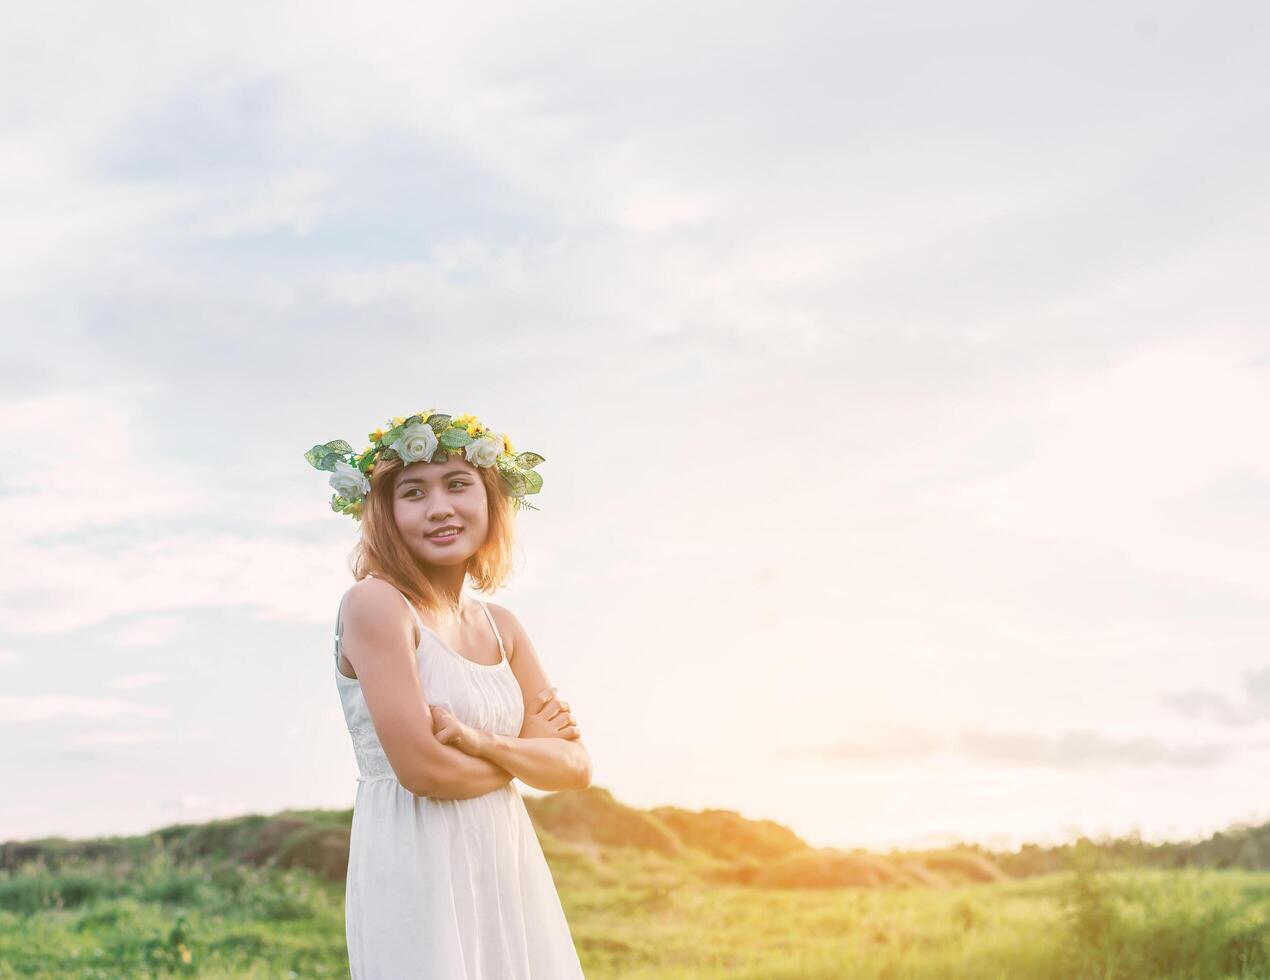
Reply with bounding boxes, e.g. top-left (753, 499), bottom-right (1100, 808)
top-left (334, 593), bottom-right (345, 666)
top-left (478, 600), bottom-right (509, 664)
